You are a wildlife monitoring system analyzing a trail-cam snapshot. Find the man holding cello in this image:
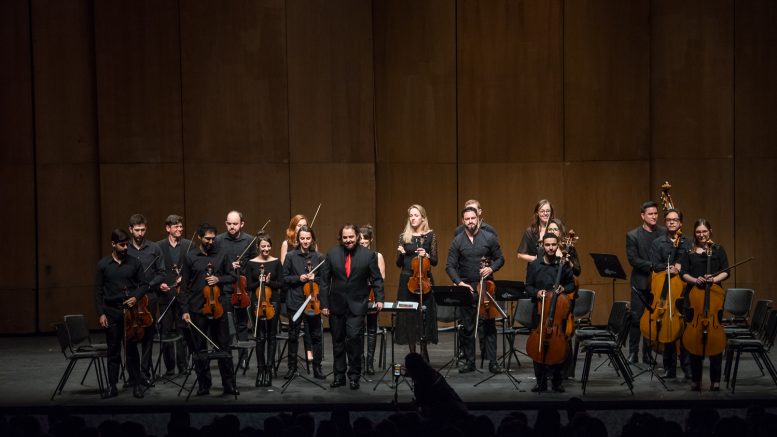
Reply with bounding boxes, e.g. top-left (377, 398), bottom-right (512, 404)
top-left (525, 232), bottom-right (576, 393)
